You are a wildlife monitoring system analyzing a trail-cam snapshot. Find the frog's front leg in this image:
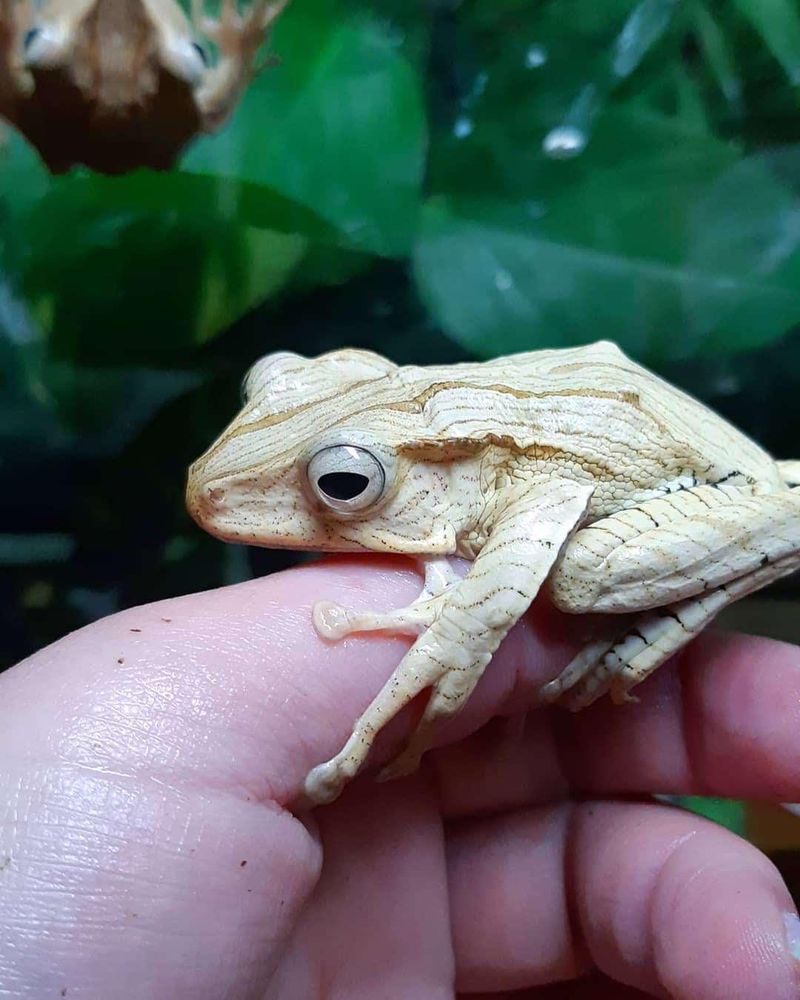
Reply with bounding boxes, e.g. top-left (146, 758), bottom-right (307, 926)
top-left (303, 478), bottom-right (594, 805)
top-left (192, 0), bottom-right (289, 129)
top-left (542, 481), bottom-right (800, 708)
top-left (0, 0), bottom-right (33, 112)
